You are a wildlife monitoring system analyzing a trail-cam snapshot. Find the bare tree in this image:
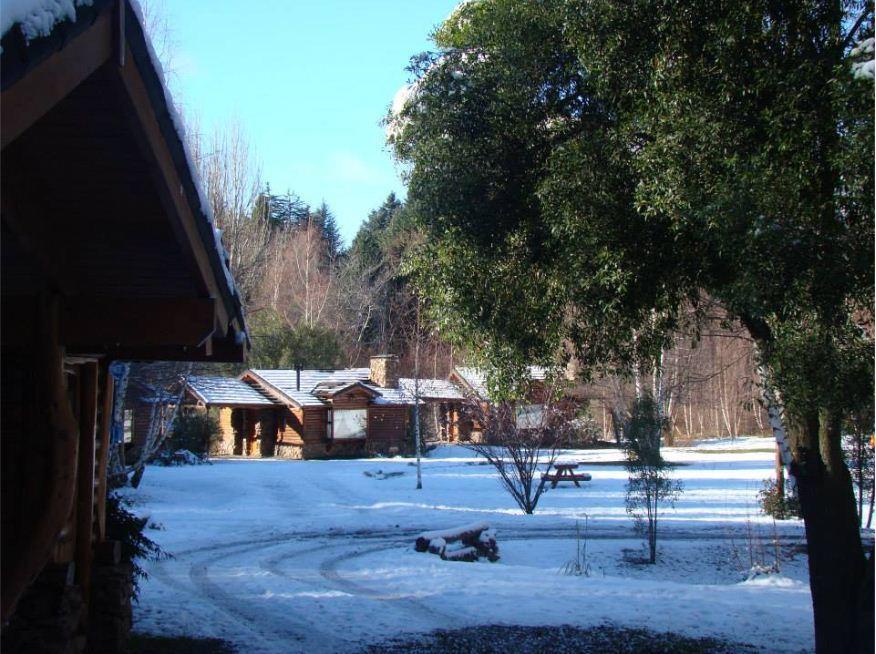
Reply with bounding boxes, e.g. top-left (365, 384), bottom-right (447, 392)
top-left (462, 379), bottom-right (573, 514)
top-left (188, 119), bottom-right (271, 305)
top-left (124, 362), bottom-right (193, 488)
